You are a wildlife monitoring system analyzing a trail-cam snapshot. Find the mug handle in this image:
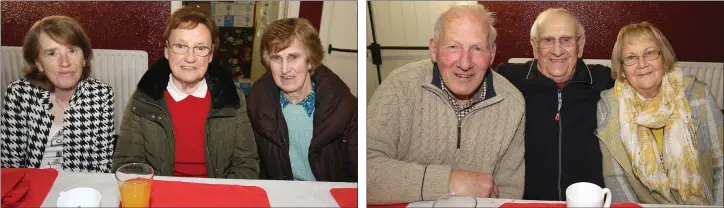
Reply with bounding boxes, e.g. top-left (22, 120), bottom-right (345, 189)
top-left (602, 188), bottom-right (612, 208)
